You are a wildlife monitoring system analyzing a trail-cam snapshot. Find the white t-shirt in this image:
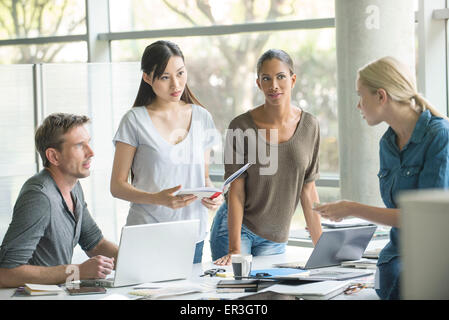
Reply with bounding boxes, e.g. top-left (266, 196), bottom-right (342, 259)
top-left (113, 105), bottom-right (218, 242)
